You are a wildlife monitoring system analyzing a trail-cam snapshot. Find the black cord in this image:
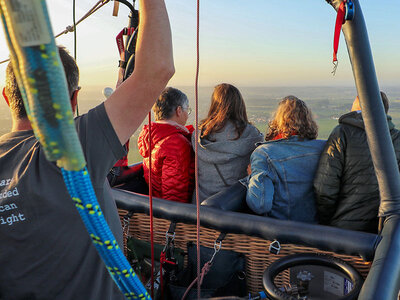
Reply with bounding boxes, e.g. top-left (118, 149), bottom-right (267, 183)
top-left (73, 0), bottom-right (79, 116)
top-left (115, 0), bottom-right (135, 13)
